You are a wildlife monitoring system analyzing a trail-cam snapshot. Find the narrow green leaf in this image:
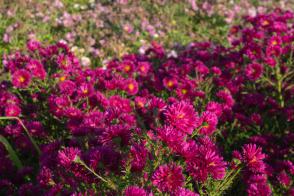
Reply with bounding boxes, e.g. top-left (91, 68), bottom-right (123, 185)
top-left (0, 135), bottom-right (23, 169)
